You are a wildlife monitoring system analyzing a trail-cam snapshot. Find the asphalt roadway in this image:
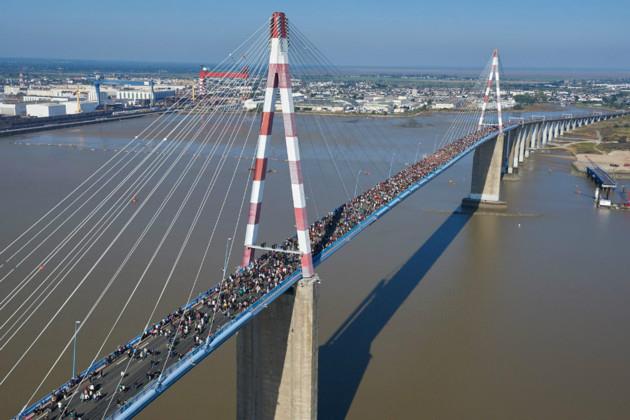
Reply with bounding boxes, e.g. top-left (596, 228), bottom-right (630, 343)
top-left (31, 302), bottom-right (228, 420)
